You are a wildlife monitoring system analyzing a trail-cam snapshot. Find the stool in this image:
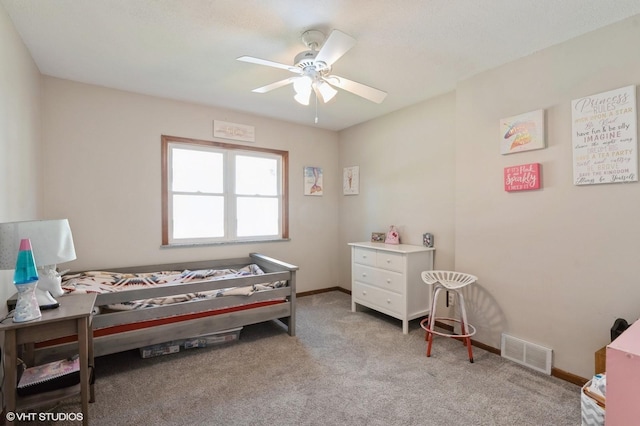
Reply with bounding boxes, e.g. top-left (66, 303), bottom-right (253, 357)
top-left (419, 271), bottom-right (478, 363)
